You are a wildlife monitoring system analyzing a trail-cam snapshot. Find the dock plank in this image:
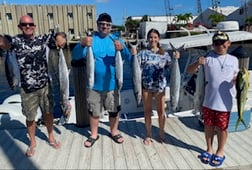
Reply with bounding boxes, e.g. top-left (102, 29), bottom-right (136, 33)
top-left (0, 116), bottom-right (252, 169)
top-left (125, 120), bottom-right (152, 169)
